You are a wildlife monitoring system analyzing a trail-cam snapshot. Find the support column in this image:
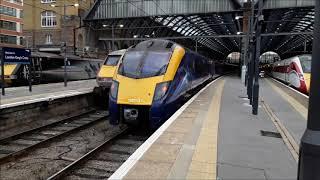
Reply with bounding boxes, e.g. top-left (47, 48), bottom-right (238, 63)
top-left (252, 0), bottom-right (263, 115)
top-left (298, 0), bottom-right (320, 179)
top-left (242, 2), bottom-right (251, 84)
